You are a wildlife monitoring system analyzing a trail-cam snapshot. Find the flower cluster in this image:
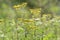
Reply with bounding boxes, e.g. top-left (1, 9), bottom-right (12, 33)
top-left (13, 2), bottom-right (27, 10)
